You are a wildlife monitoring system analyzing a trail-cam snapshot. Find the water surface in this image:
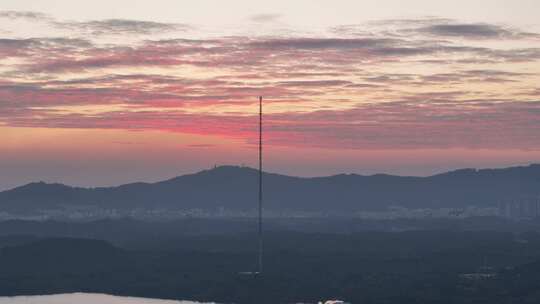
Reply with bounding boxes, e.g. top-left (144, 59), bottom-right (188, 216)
top-left (0, 293), bottom-right (215, 304)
